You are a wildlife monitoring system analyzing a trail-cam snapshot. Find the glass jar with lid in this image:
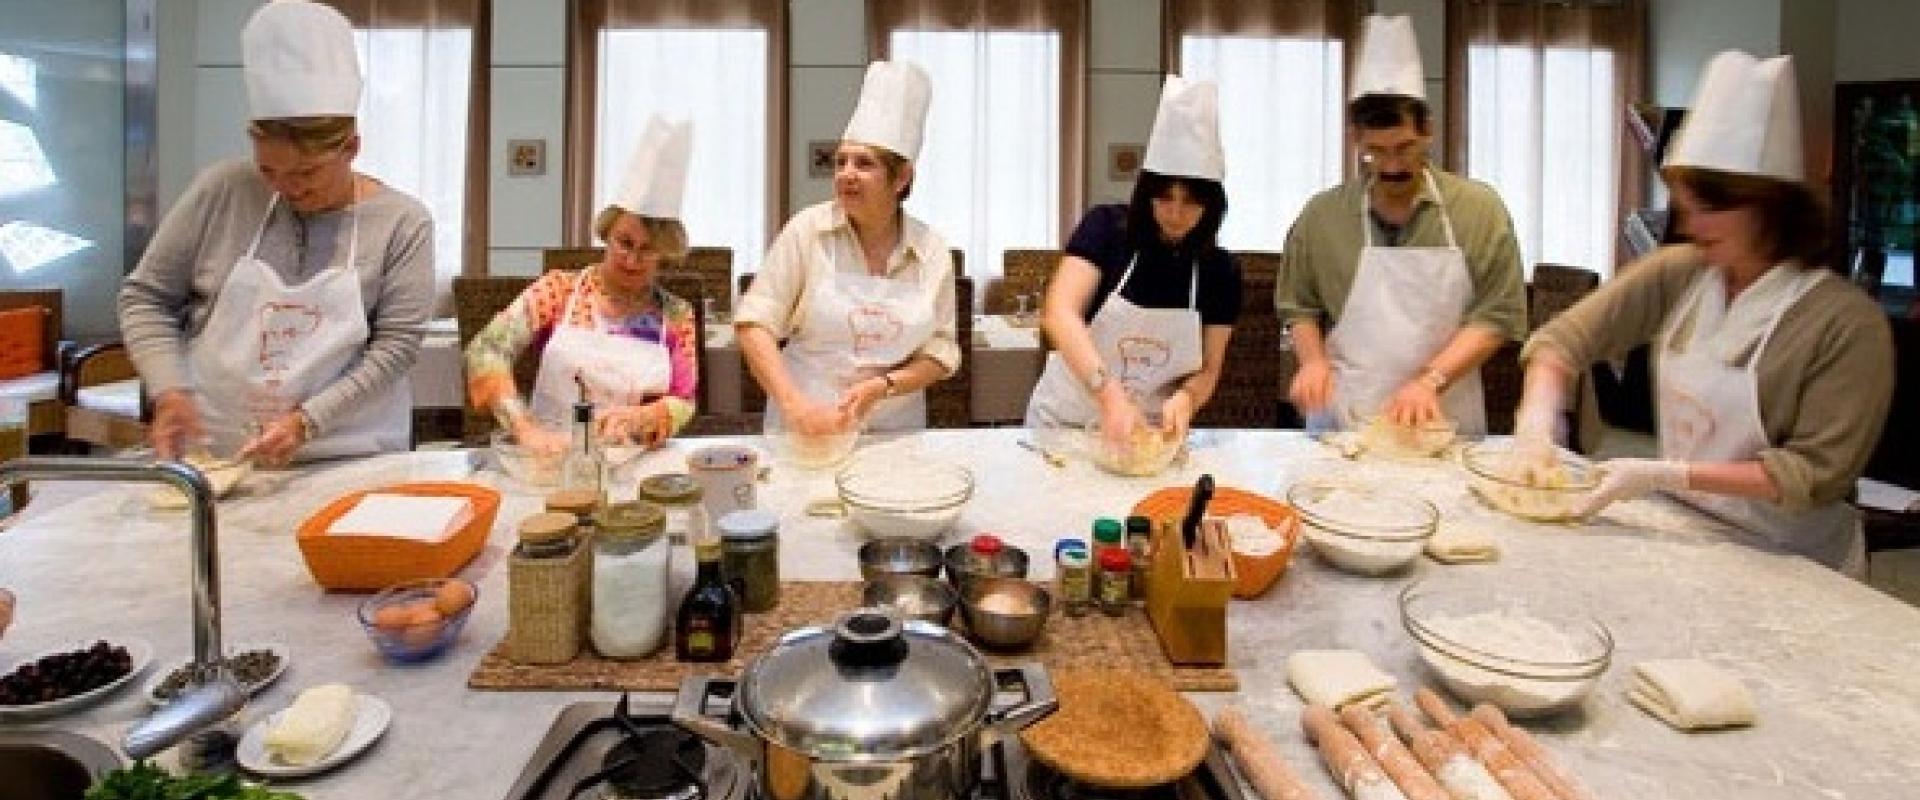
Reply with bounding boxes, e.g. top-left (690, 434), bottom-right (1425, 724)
top-left (639, 473), bottom-right (707, 545)
top-left (516, 511), bottom-right (578, 559)
top-left (546, 489), bottom-right (599, 528)
top-left (717, 509), bottom-right (780, 613)
top-left (590, 502), bottom-right (670, 658)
